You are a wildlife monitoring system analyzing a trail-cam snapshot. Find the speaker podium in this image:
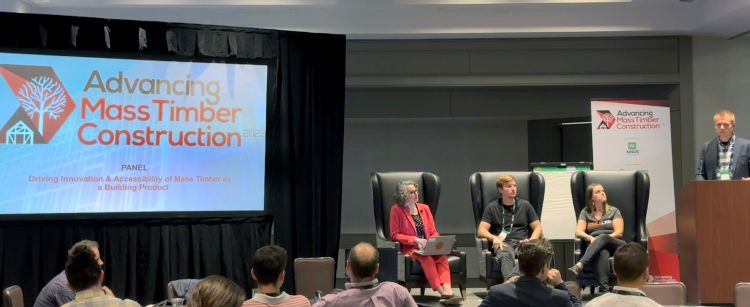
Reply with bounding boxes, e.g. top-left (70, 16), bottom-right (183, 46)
top-left (677, 181), bottom-right (750, 304)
